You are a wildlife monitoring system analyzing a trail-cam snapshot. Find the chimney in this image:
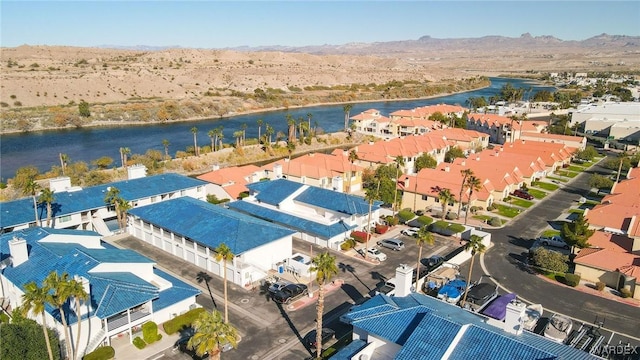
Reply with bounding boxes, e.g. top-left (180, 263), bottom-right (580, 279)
top-left (504, 299), bottom-right (526, 335)
top-left (212, 164), bottom-right (220, 171)
top-left (273, 163), bottom-right (283, 179)
top-left (394, 264), bottom-right (413, 297)
top-left (461, 160), bottom-right (466, 166)
top-left (9, 237), bottom-right (28, 267)
top-left (127, 164), bottom-right (147, 180)
top-left (444, 166), bottom-right (450, 172)
top-left (476, 156), bottom-right (480, 161)
top-left (332, 176), bottom-right (344, 193)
